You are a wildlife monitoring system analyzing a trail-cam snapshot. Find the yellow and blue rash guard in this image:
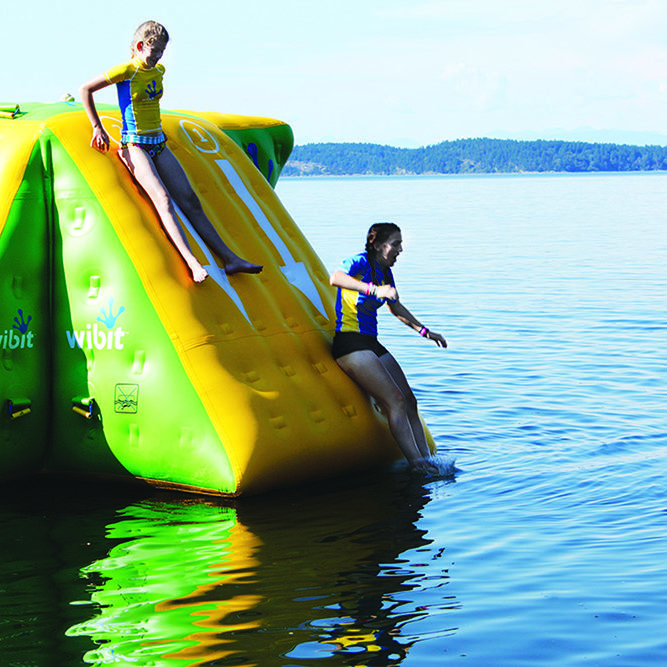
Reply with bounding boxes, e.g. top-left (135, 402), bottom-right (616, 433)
top-left (335, 252), bottom-right (395, 336)
top-left (104, 56), bottom-right (165, 144)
